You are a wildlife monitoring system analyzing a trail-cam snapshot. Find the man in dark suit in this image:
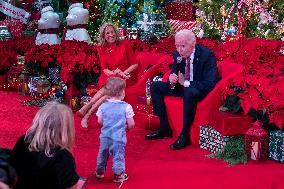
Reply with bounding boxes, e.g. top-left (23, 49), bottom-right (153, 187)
top-left (145, 29), bottom-right (219, 150)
